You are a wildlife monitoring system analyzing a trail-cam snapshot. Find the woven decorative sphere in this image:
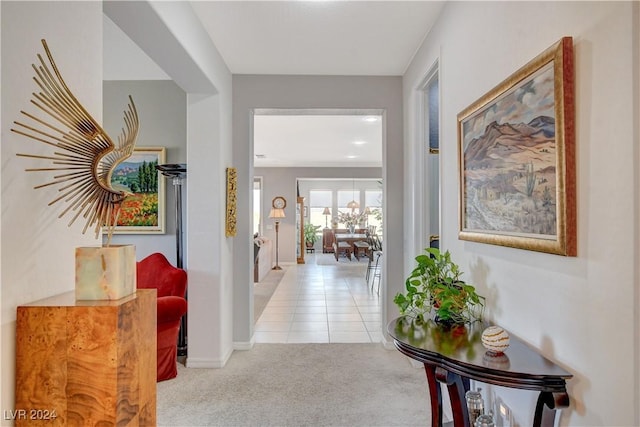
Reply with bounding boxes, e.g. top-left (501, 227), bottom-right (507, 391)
top-left (481, 326), bottom-right (510, 354)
